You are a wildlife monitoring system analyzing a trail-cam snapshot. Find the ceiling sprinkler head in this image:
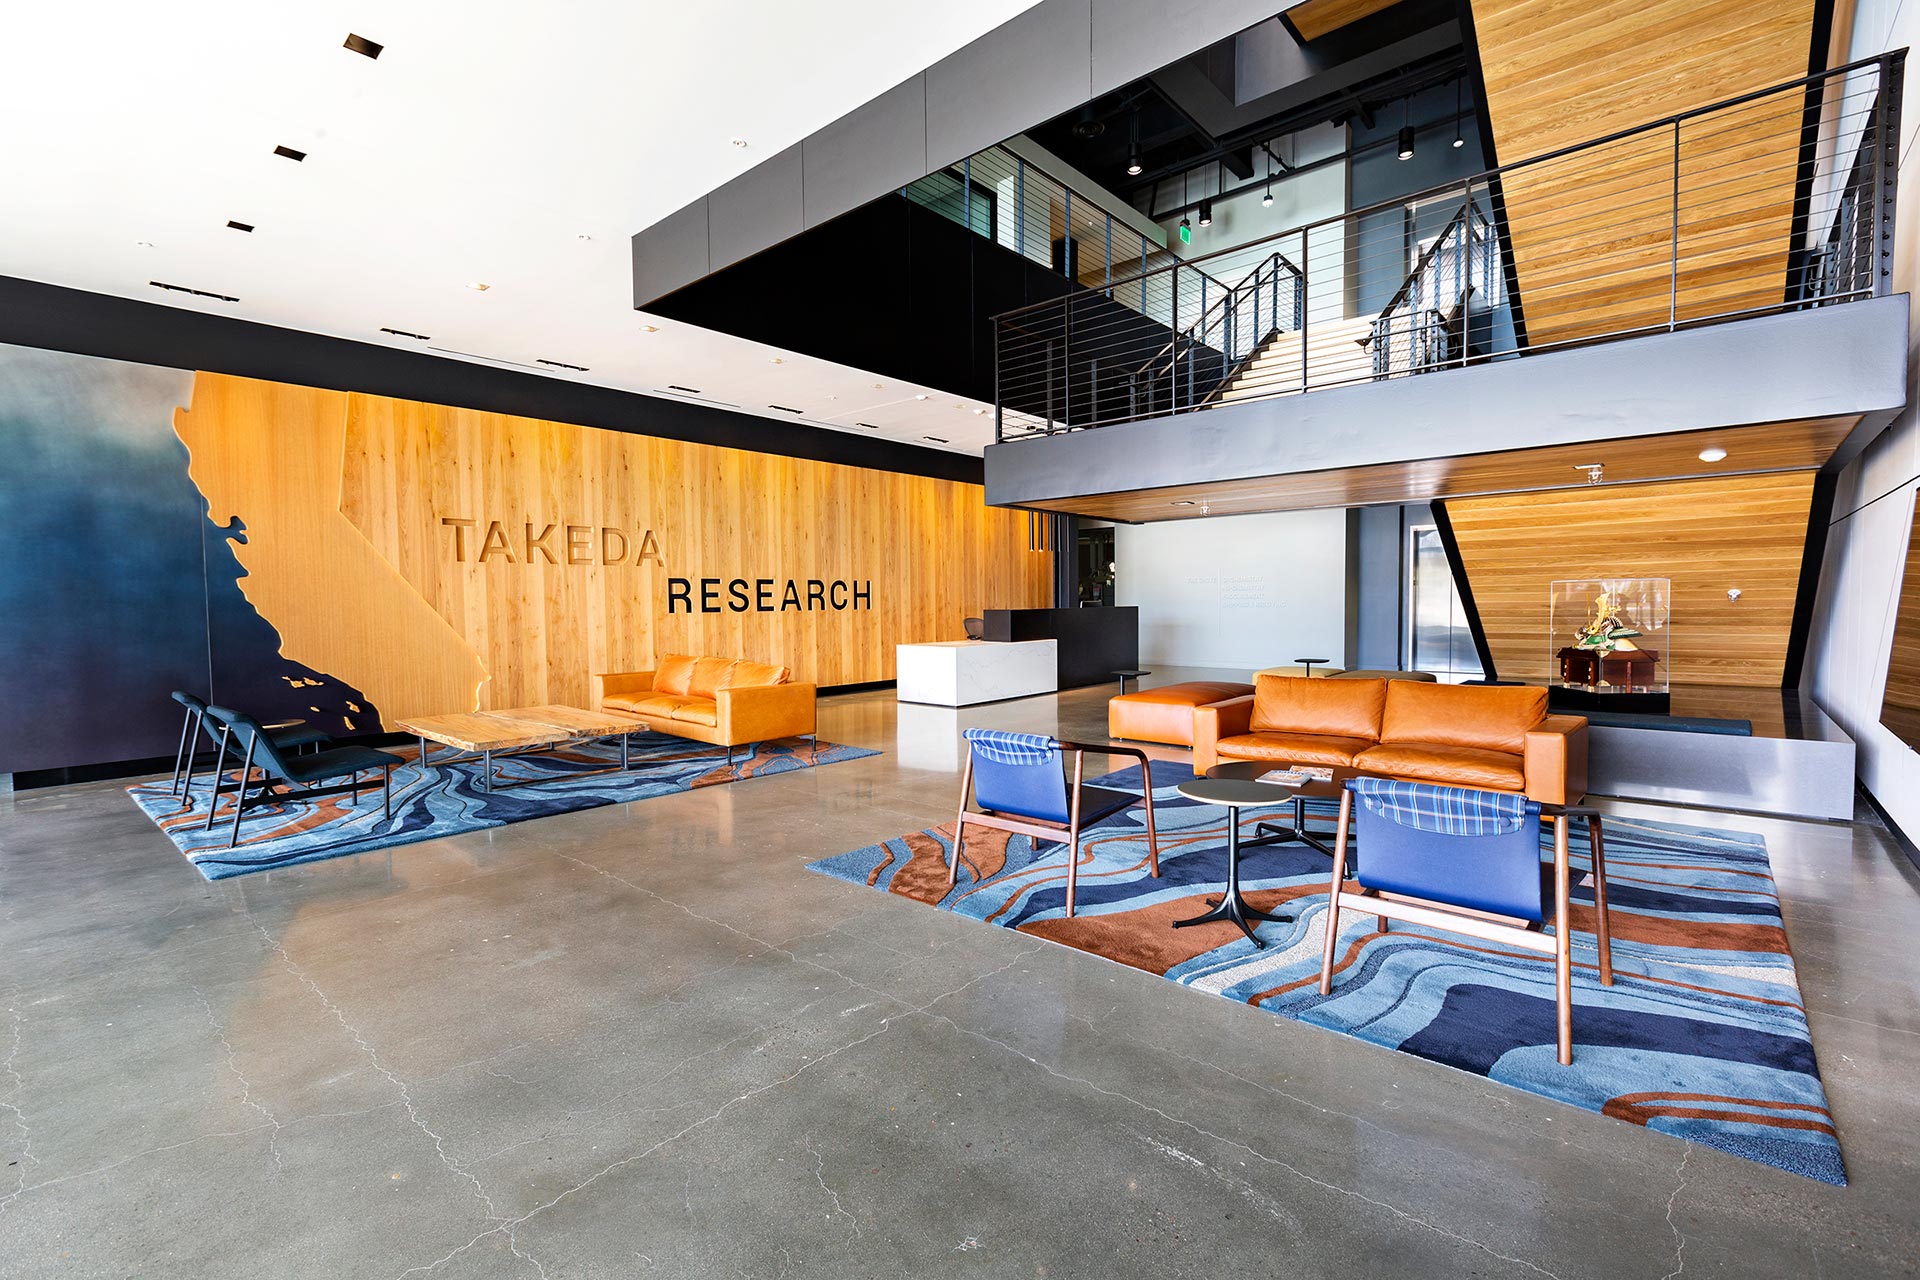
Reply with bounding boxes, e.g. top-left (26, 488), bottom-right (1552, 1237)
top-left (1576, 462), bottom-right (1605, 485)
top-left (1727, 588), bottom-right (1742, 602)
